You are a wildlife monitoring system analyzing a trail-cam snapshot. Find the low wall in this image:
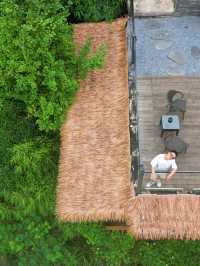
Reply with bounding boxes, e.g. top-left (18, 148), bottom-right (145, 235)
top-left (134, 0), bottom-right (175, 16)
